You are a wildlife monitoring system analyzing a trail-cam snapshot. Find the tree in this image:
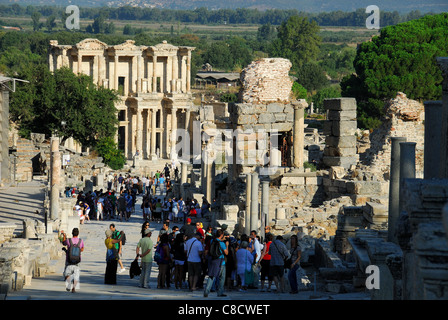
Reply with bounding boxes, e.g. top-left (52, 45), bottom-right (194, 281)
top-left (312, 86), bottom-right (342, 112)
top-left (92, 15), bottom-right (105, 34)
top-left (46, 15), bottom-right (57, 32)
top-left (95, 136), bottom-right (126, 170)
top-left (291, 82), bottom-right (307, 100)
top-left (270, 16), bottom-right (321, 71)
top-left (31, 11), bottom-right (42, 31)
top-left (341, 13), bottom-right (448, 129)
top-left (10, 65), bottom-right (119, 148)
top-left (295, 62), bottom-right (329, 92)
